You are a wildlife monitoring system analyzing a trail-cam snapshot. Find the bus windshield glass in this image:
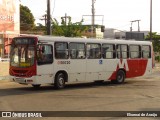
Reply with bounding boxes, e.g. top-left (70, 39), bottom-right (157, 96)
top-left (10, 38), bottom-right (36, 68)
